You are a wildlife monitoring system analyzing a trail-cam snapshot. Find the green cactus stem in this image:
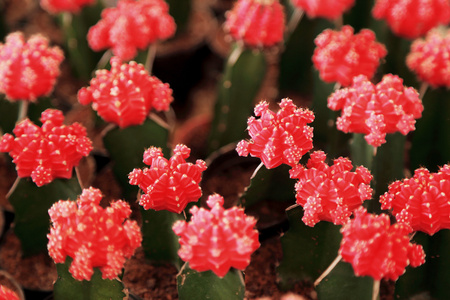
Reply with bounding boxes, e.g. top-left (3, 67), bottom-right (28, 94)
top-left (208, 44), bottom-right (267, 154)
top-left (277, 205), bottom-right (342, 290)
top-left (102, 117), bottom-right (170, 201)
top-left (53, 257), bottom-right (127, 300)
top-left (177, 263), bottom-right (245, 300)
top-left (140, 207), bottom-right (183, 268)
top-left (8, 177), bottom-right (81, 256)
